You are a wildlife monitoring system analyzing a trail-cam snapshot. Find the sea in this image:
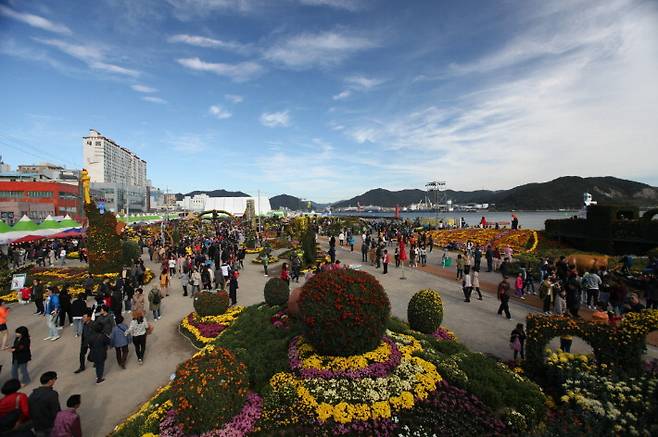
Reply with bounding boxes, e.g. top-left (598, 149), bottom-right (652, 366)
top-left (330, 210), bottom-right (580, 230)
